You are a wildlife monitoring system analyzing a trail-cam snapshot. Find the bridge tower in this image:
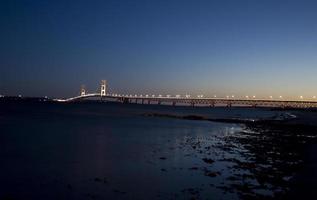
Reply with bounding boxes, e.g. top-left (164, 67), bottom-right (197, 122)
top-left (100, 80), bottom-right (107, 97)
top-left (80, 85), bottom-right (86, 96)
